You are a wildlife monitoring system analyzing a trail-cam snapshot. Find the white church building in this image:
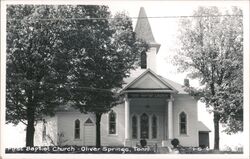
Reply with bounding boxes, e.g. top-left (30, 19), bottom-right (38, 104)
top-left (34, 7), bottom-right (210, 148)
